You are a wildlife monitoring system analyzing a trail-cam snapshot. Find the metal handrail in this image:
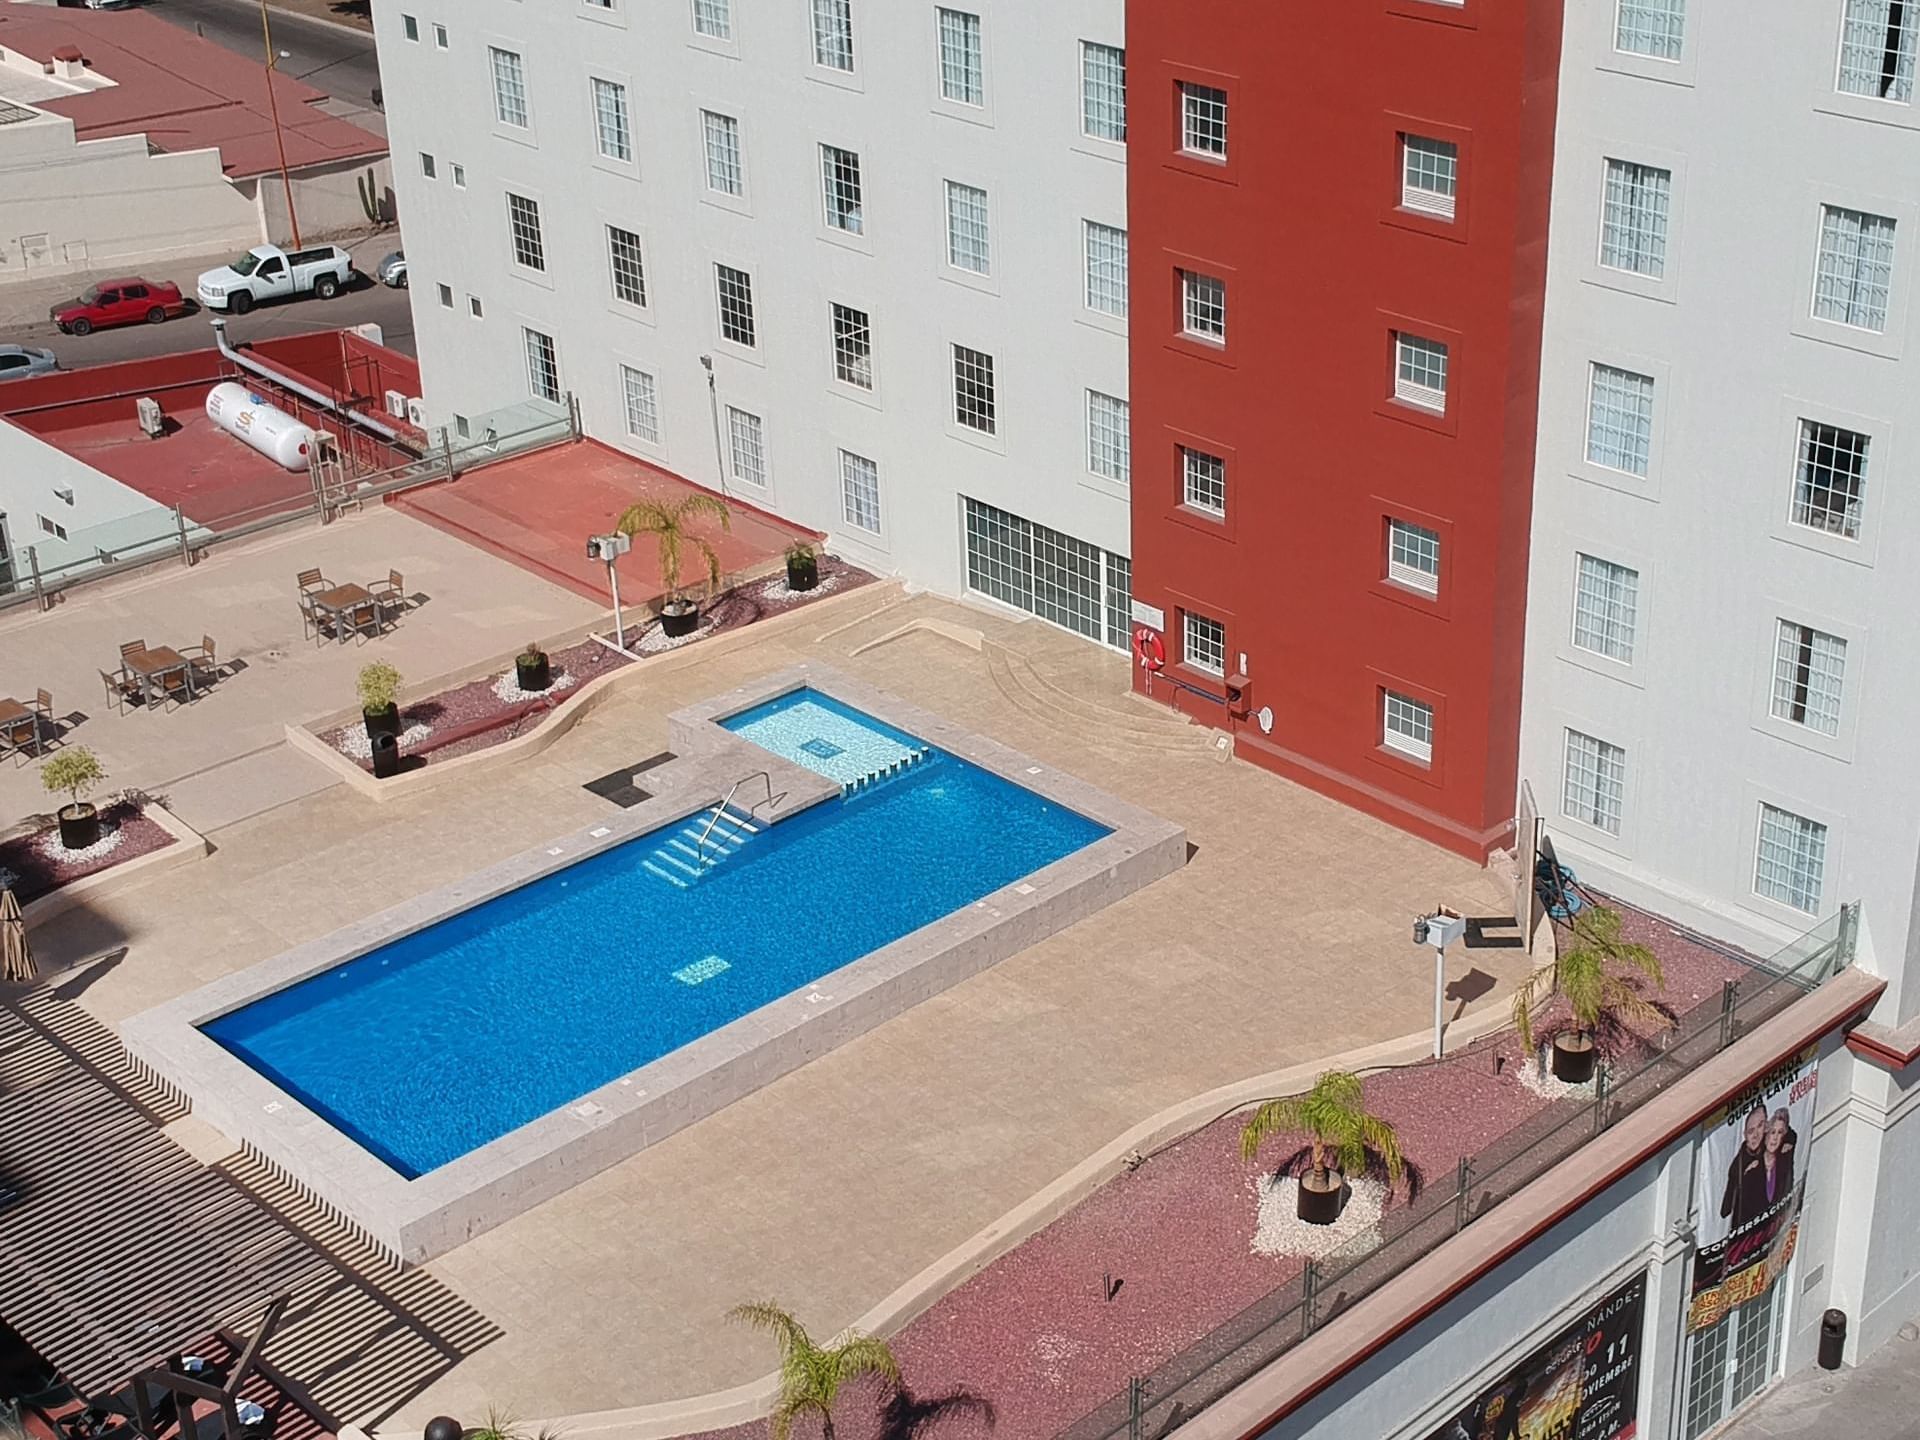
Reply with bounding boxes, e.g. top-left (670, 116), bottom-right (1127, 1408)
top-left (695, 770), bottom-right (774, 864)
